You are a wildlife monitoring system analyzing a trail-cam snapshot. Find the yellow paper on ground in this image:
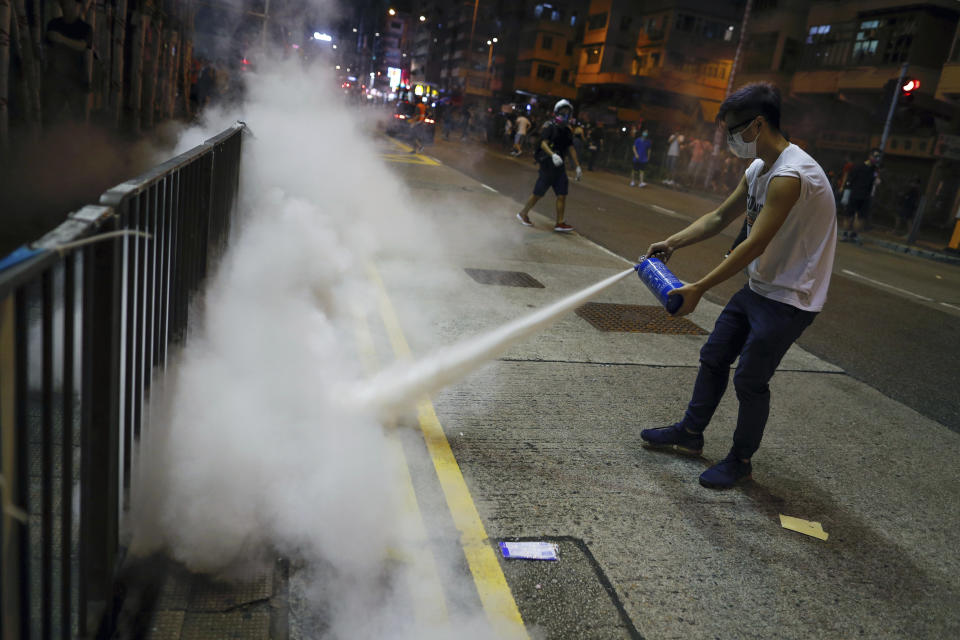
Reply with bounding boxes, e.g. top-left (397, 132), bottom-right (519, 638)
top-left (779, 514), bottom-right (829, 541)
